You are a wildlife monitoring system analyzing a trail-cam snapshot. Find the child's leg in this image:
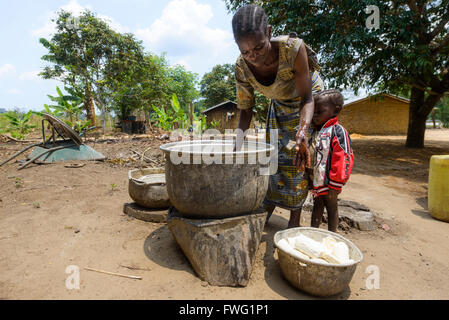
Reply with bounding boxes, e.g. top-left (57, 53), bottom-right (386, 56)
top-left (323, 189), bottom-right (339, 232)
top-left (311, 196), bottom-right (325, 228)
top-left (264, 203), bottom-right (276, 224)
top-left (288, 208), bottom-right (302, 228)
